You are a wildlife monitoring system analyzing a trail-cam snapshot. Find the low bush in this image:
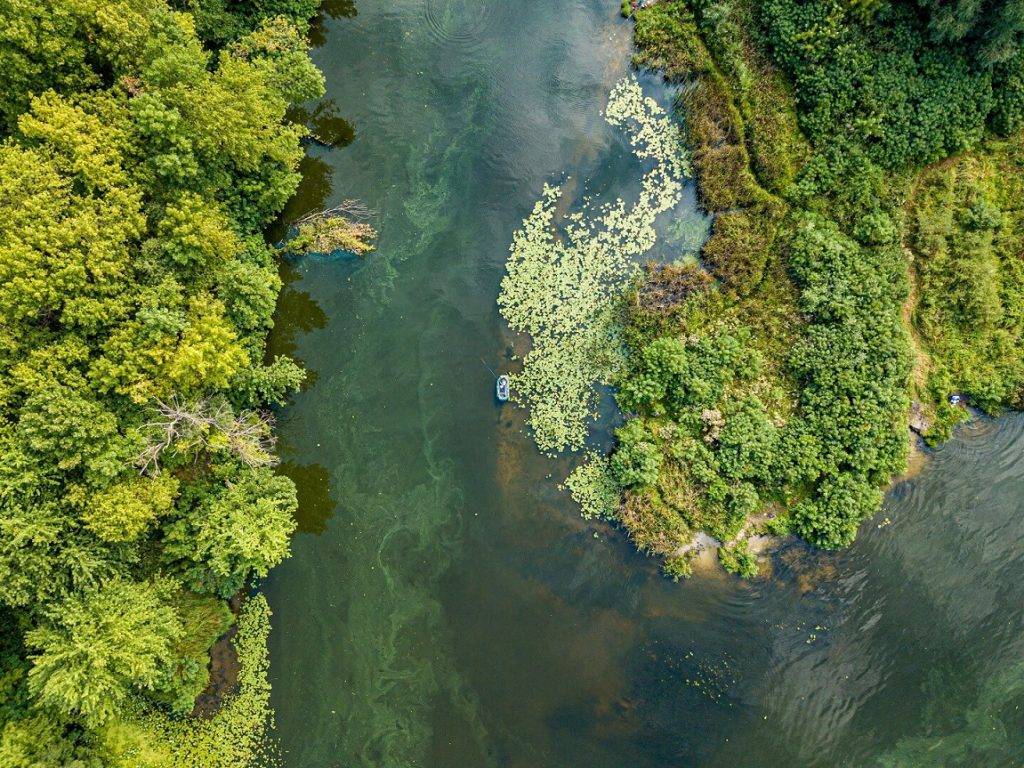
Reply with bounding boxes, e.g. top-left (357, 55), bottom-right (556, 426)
top-left (718, 540), bottom-right (759, 577)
